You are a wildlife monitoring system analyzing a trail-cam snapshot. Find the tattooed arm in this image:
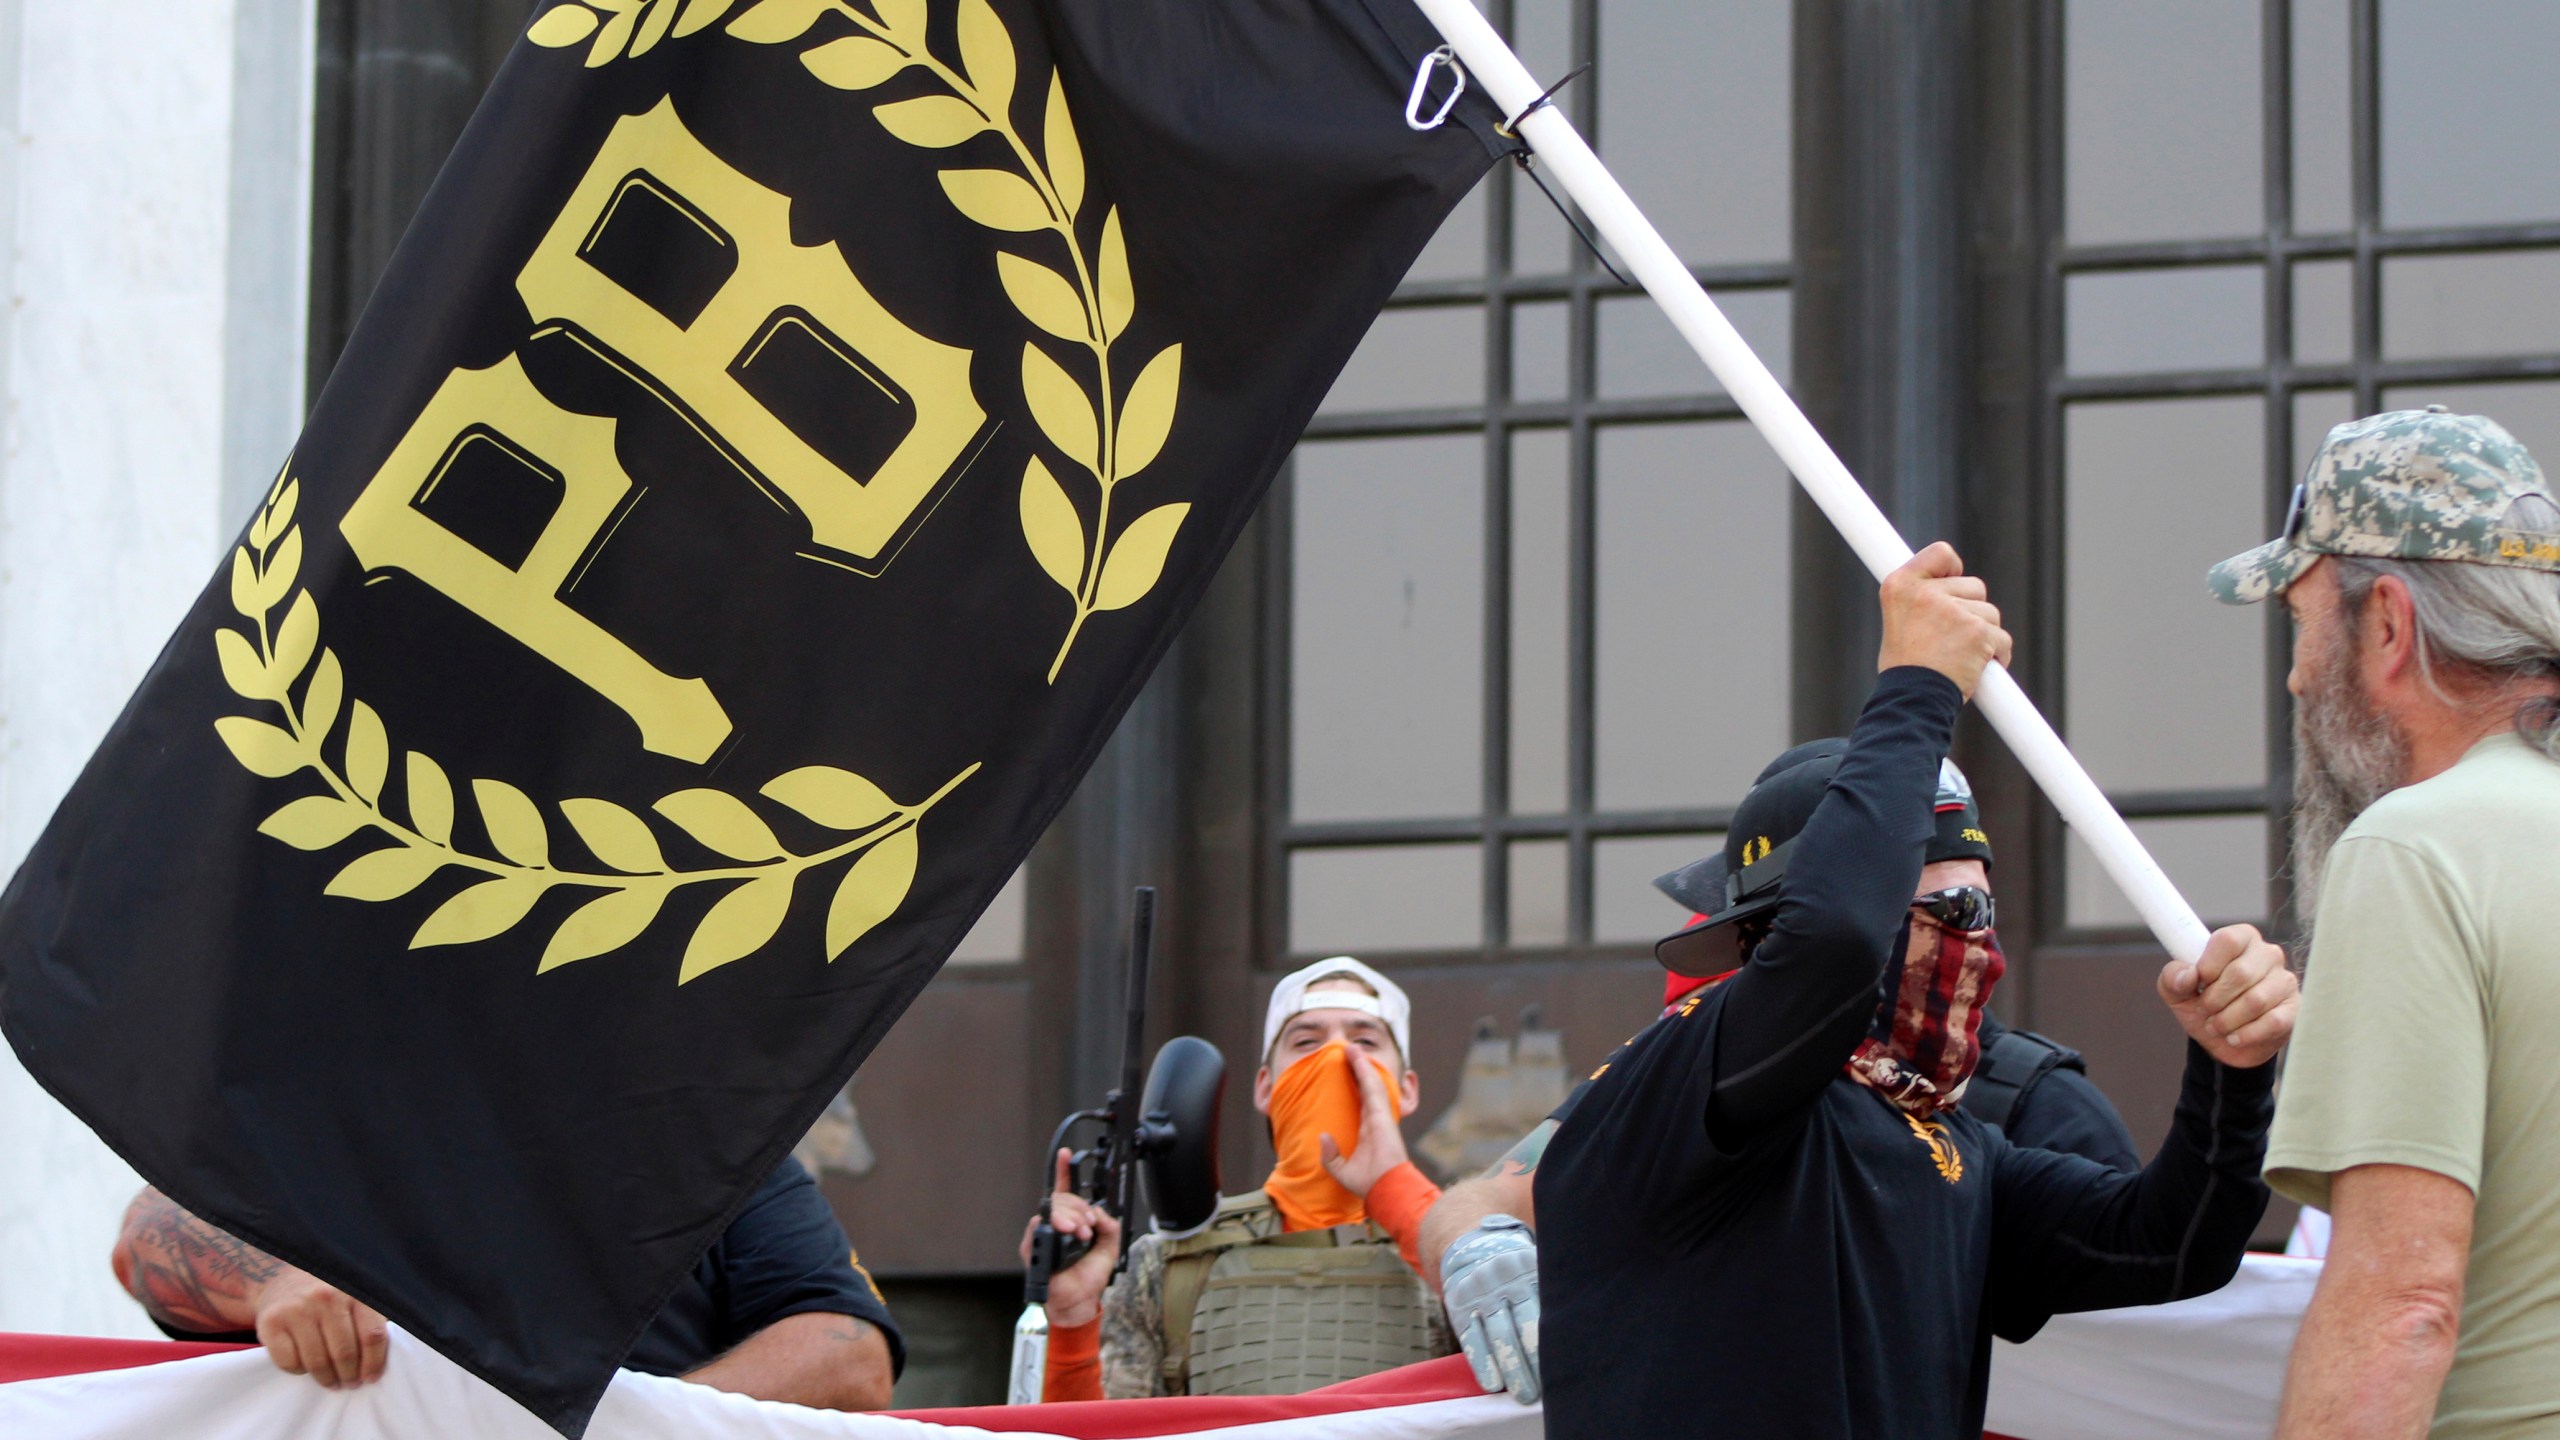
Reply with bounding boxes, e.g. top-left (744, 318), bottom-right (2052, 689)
top-left (1423, 1121), bottom-right (1552, 1404)
top-left (1417, 1119), bottom-right (1553, 1294)
top-left (110, 1187), bottom-right (389, 1388)
top-left (111, 1187), bottom-right (282, 1335)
